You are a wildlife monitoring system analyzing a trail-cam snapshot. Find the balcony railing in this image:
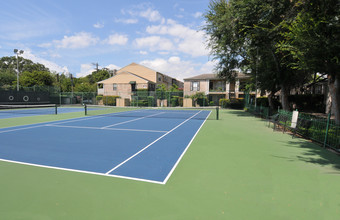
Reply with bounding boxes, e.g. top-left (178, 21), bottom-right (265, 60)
top-left (209, 88), bottom-right (226, 92)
